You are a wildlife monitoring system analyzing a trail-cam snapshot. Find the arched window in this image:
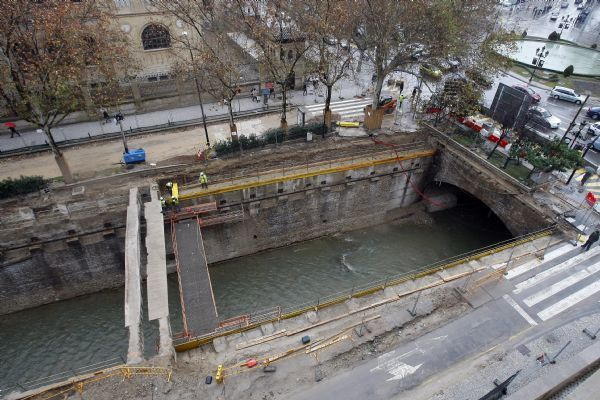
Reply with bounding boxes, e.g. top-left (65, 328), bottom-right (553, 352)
top-left (141, 24), bottom-right (170, 50)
